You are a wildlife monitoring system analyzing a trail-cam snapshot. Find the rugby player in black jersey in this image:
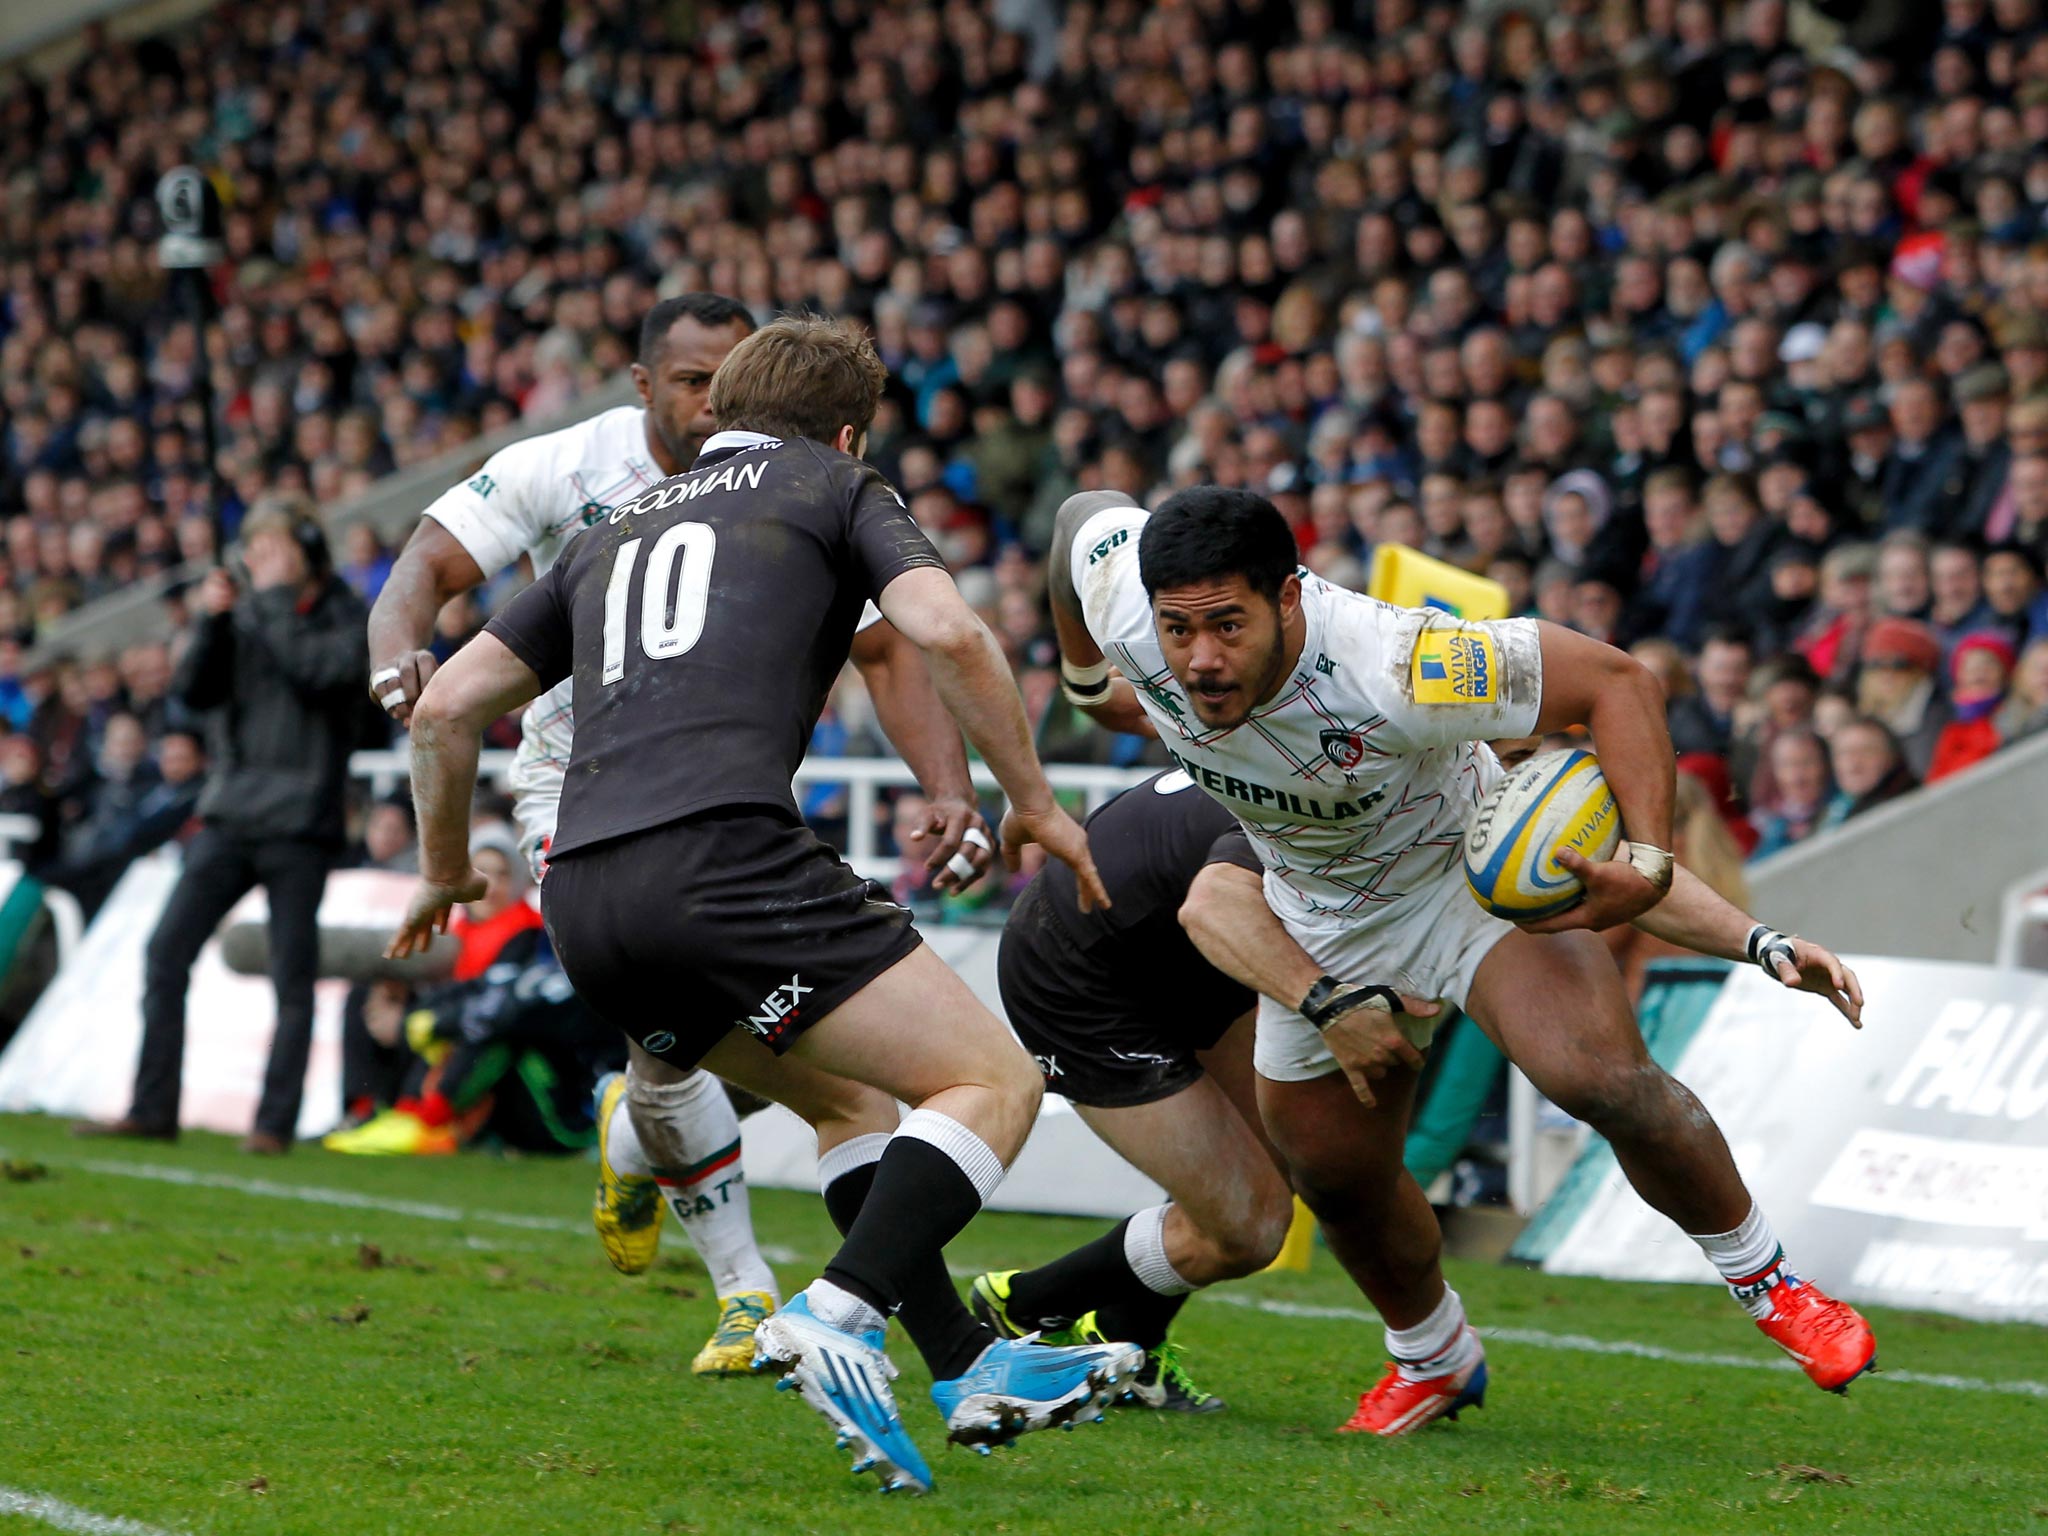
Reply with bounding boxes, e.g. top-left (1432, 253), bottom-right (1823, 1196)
top-left (388, 317), bottom-right (1142, 1494)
